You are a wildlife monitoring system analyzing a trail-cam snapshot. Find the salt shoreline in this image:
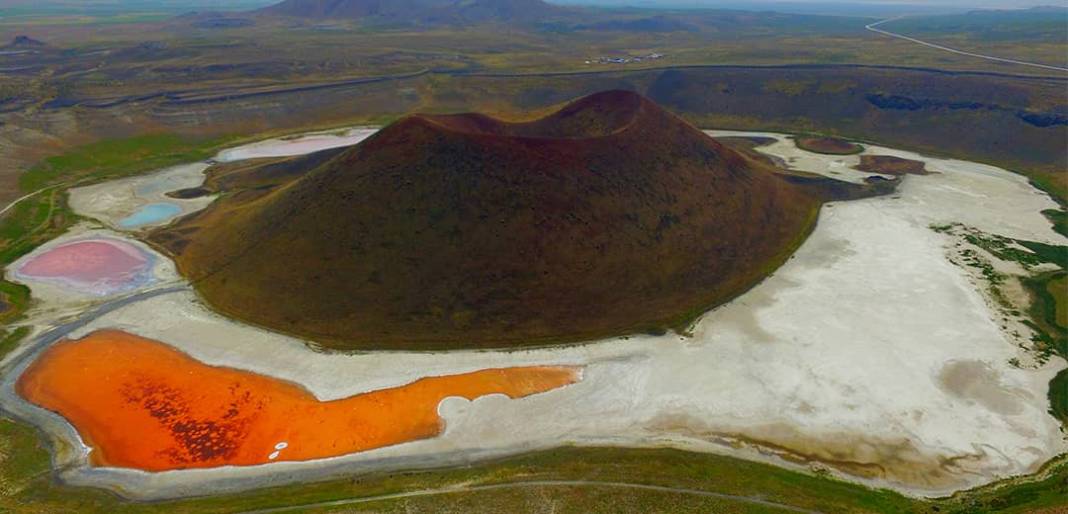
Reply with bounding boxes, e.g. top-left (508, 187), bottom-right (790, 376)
top-left (1, 127), bottom-right (1064, 501)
